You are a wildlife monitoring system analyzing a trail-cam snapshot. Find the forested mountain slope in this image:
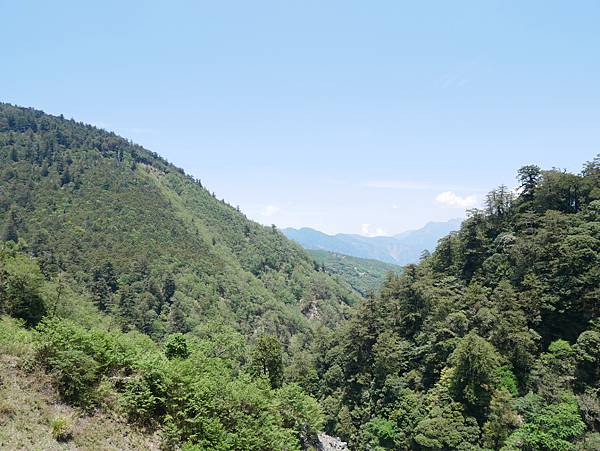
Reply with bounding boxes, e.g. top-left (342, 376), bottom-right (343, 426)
top-left (313, 161), bottom-right (600, 450)
top-left (0, 103), bottom-right (358, 341)
top-left (3, 102), bottom-right (600, 450)
top-left (0, 103), bottom-right (360, 449)
top-left (309, 250), bottom-right (402, 297)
